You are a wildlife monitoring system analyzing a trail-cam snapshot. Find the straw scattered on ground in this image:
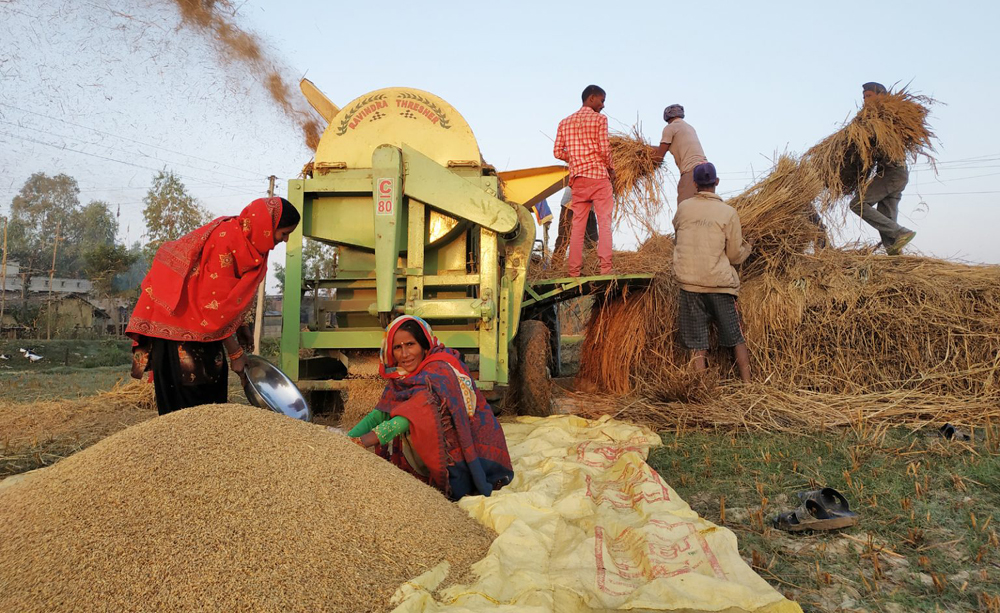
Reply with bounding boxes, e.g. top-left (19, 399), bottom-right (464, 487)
top-left (0, 404), bottom-right (494, 613)
top-left (1, 379), bottom-right (157, 477)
